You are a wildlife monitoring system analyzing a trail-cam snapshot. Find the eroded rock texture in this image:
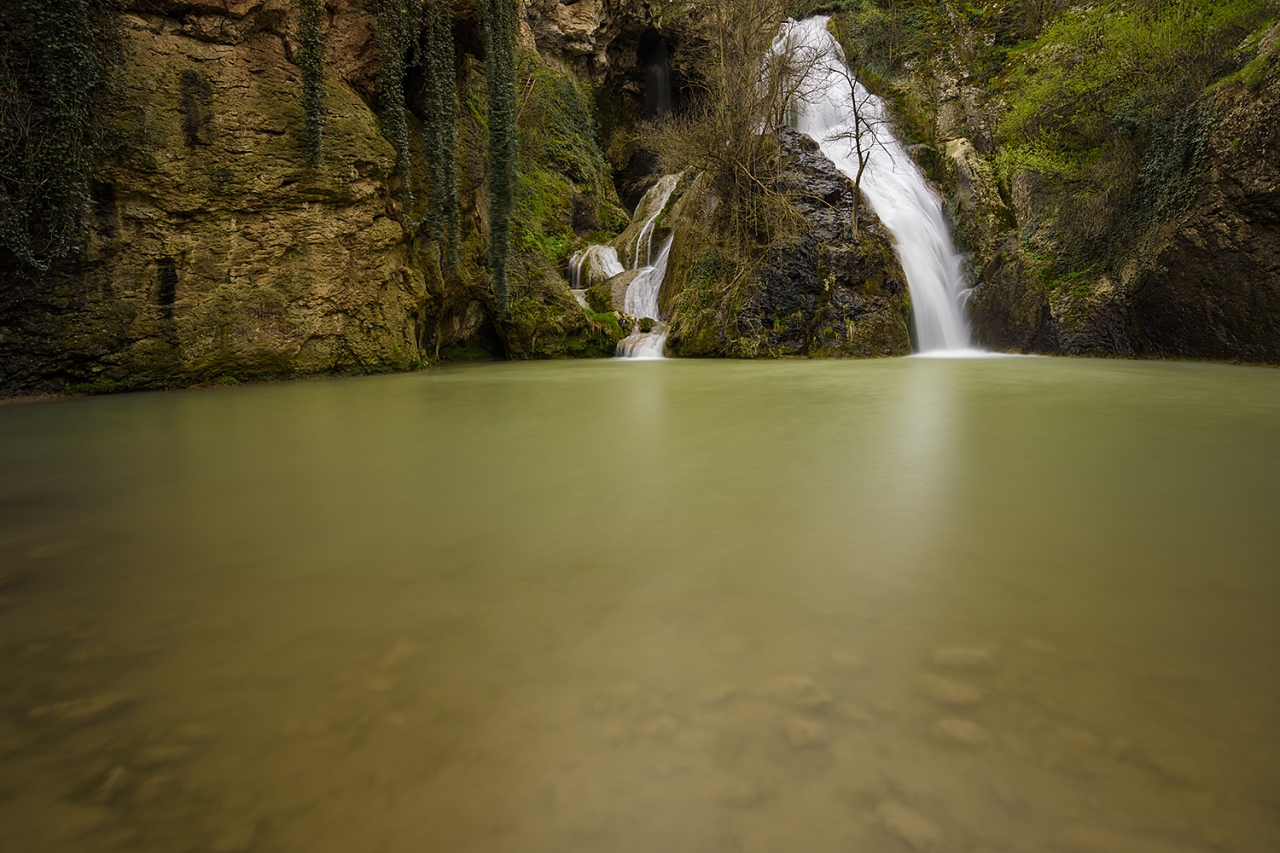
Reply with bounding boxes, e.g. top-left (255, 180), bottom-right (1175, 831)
top-left (1, 1), bottom-right (426, 390)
